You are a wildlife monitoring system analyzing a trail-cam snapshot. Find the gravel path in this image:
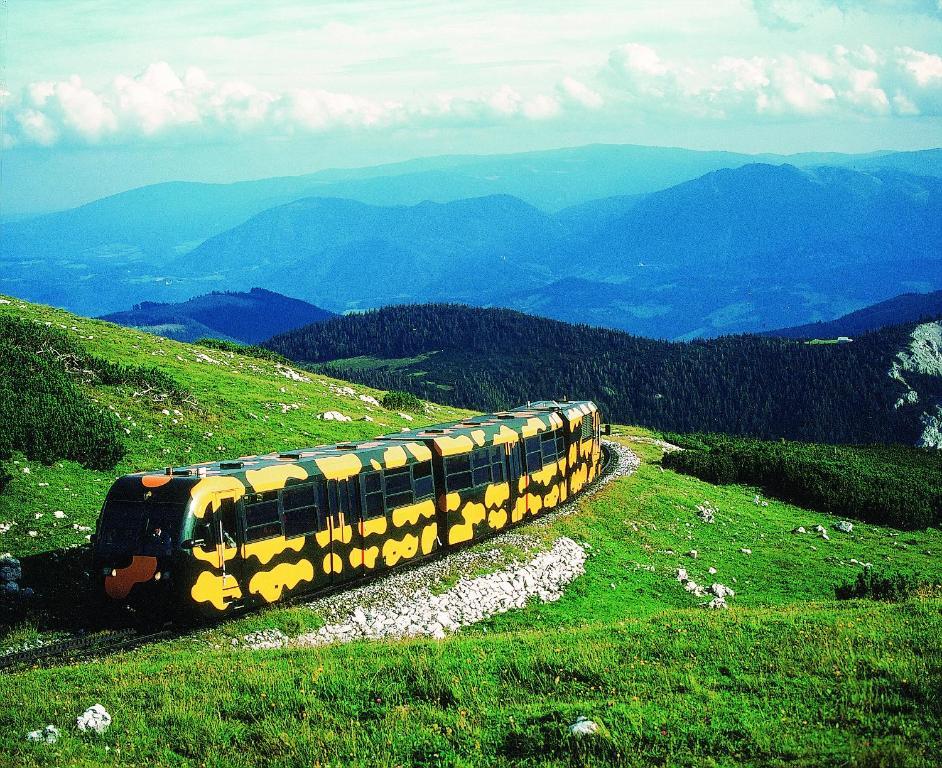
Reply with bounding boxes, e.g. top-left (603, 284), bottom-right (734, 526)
top-left (241, 440), bottom-right (640, 649)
